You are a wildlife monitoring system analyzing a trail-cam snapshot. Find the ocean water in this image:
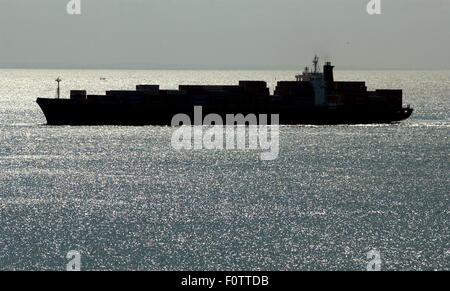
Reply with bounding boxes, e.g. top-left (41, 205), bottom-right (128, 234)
top-left (0, 69), bottom-right (448, 271)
